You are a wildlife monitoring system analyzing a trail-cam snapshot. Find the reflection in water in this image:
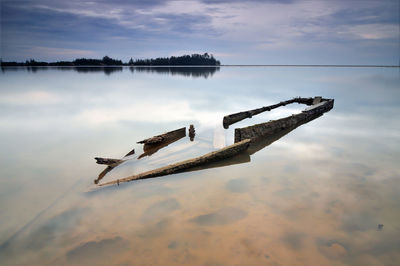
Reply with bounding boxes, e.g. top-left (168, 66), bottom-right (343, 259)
top-left (73, 67), bottom-right (123, 75)
top-left (181, 113), bottom-right (324, 174)
top-left (94, 99), bottom-right (331, 187)
top-left (130, 66), bottom-right (220, 78)
top-left (66, 236), bottom-right (130, 265)
top-left (94, 147), bottom-right (135, 184)
top-left (141, 198), bottom-right (181, 223)
top-left (0, 207), bottom-right (85, 263)
top-left (1, 65), bottom-right (221, 78)
top-left (1, 66), bottom-right (124, 75)
top-left (1, 67), bottom-right (399, 266)
top-left (226, 178), bottom-right (250, 193)
top-left (190, 207), bottom-right (248, 226)
top-left (139, 129), bottom-right (186, 159)
top-left (95, 165), bottom-right (116, 184)
top-left (95, 127), bottom-right (187, 182)
top-left (247, 113), bottom-right (324, 155)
